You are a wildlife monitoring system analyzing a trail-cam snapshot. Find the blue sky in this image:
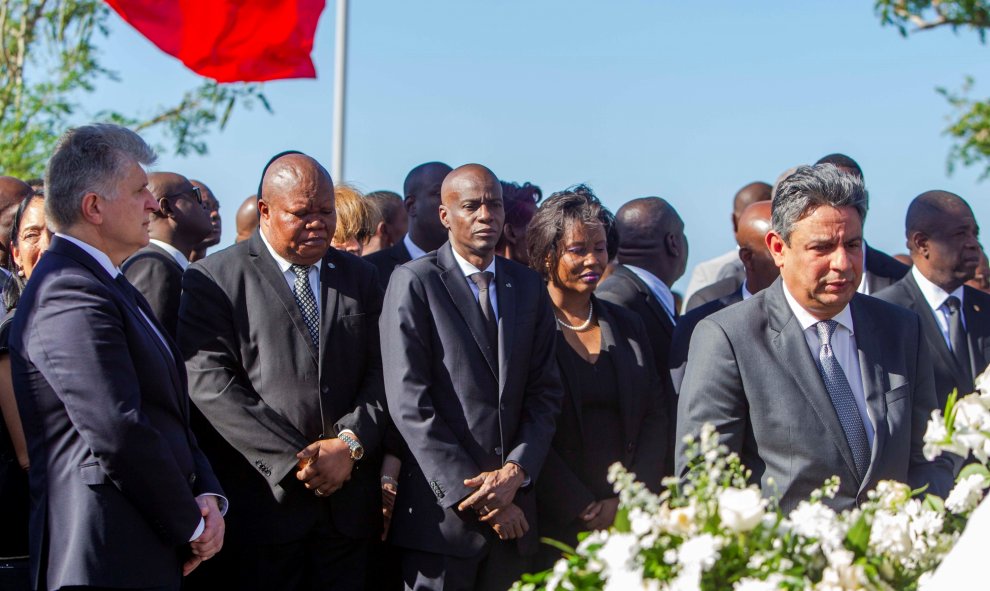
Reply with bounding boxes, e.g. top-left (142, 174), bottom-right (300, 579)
top-left (93, 0), bottom-right (988, 291)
